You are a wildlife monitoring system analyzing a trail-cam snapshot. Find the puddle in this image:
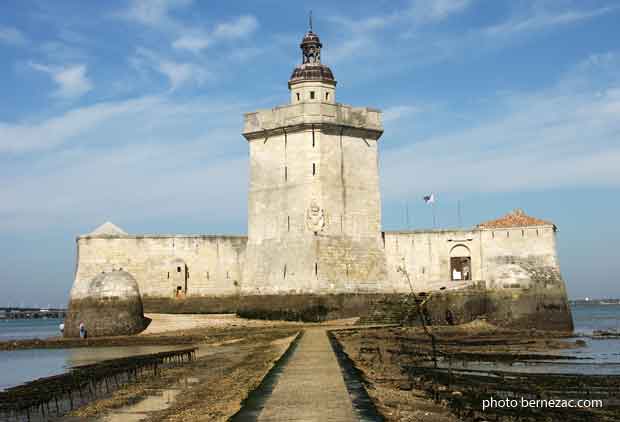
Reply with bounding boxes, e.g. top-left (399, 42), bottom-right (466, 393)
top-left (98, 387), bottom-right (181, 421)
